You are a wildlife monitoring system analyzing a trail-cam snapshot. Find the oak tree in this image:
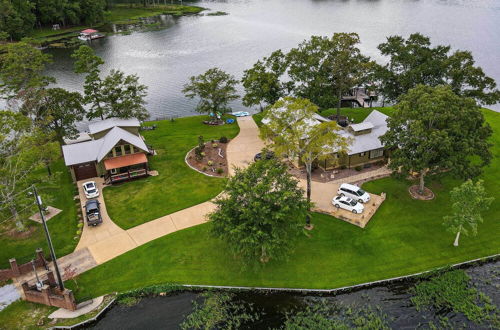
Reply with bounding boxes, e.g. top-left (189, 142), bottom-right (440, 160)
top-left (381, 85), bottom-right (492, 195)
